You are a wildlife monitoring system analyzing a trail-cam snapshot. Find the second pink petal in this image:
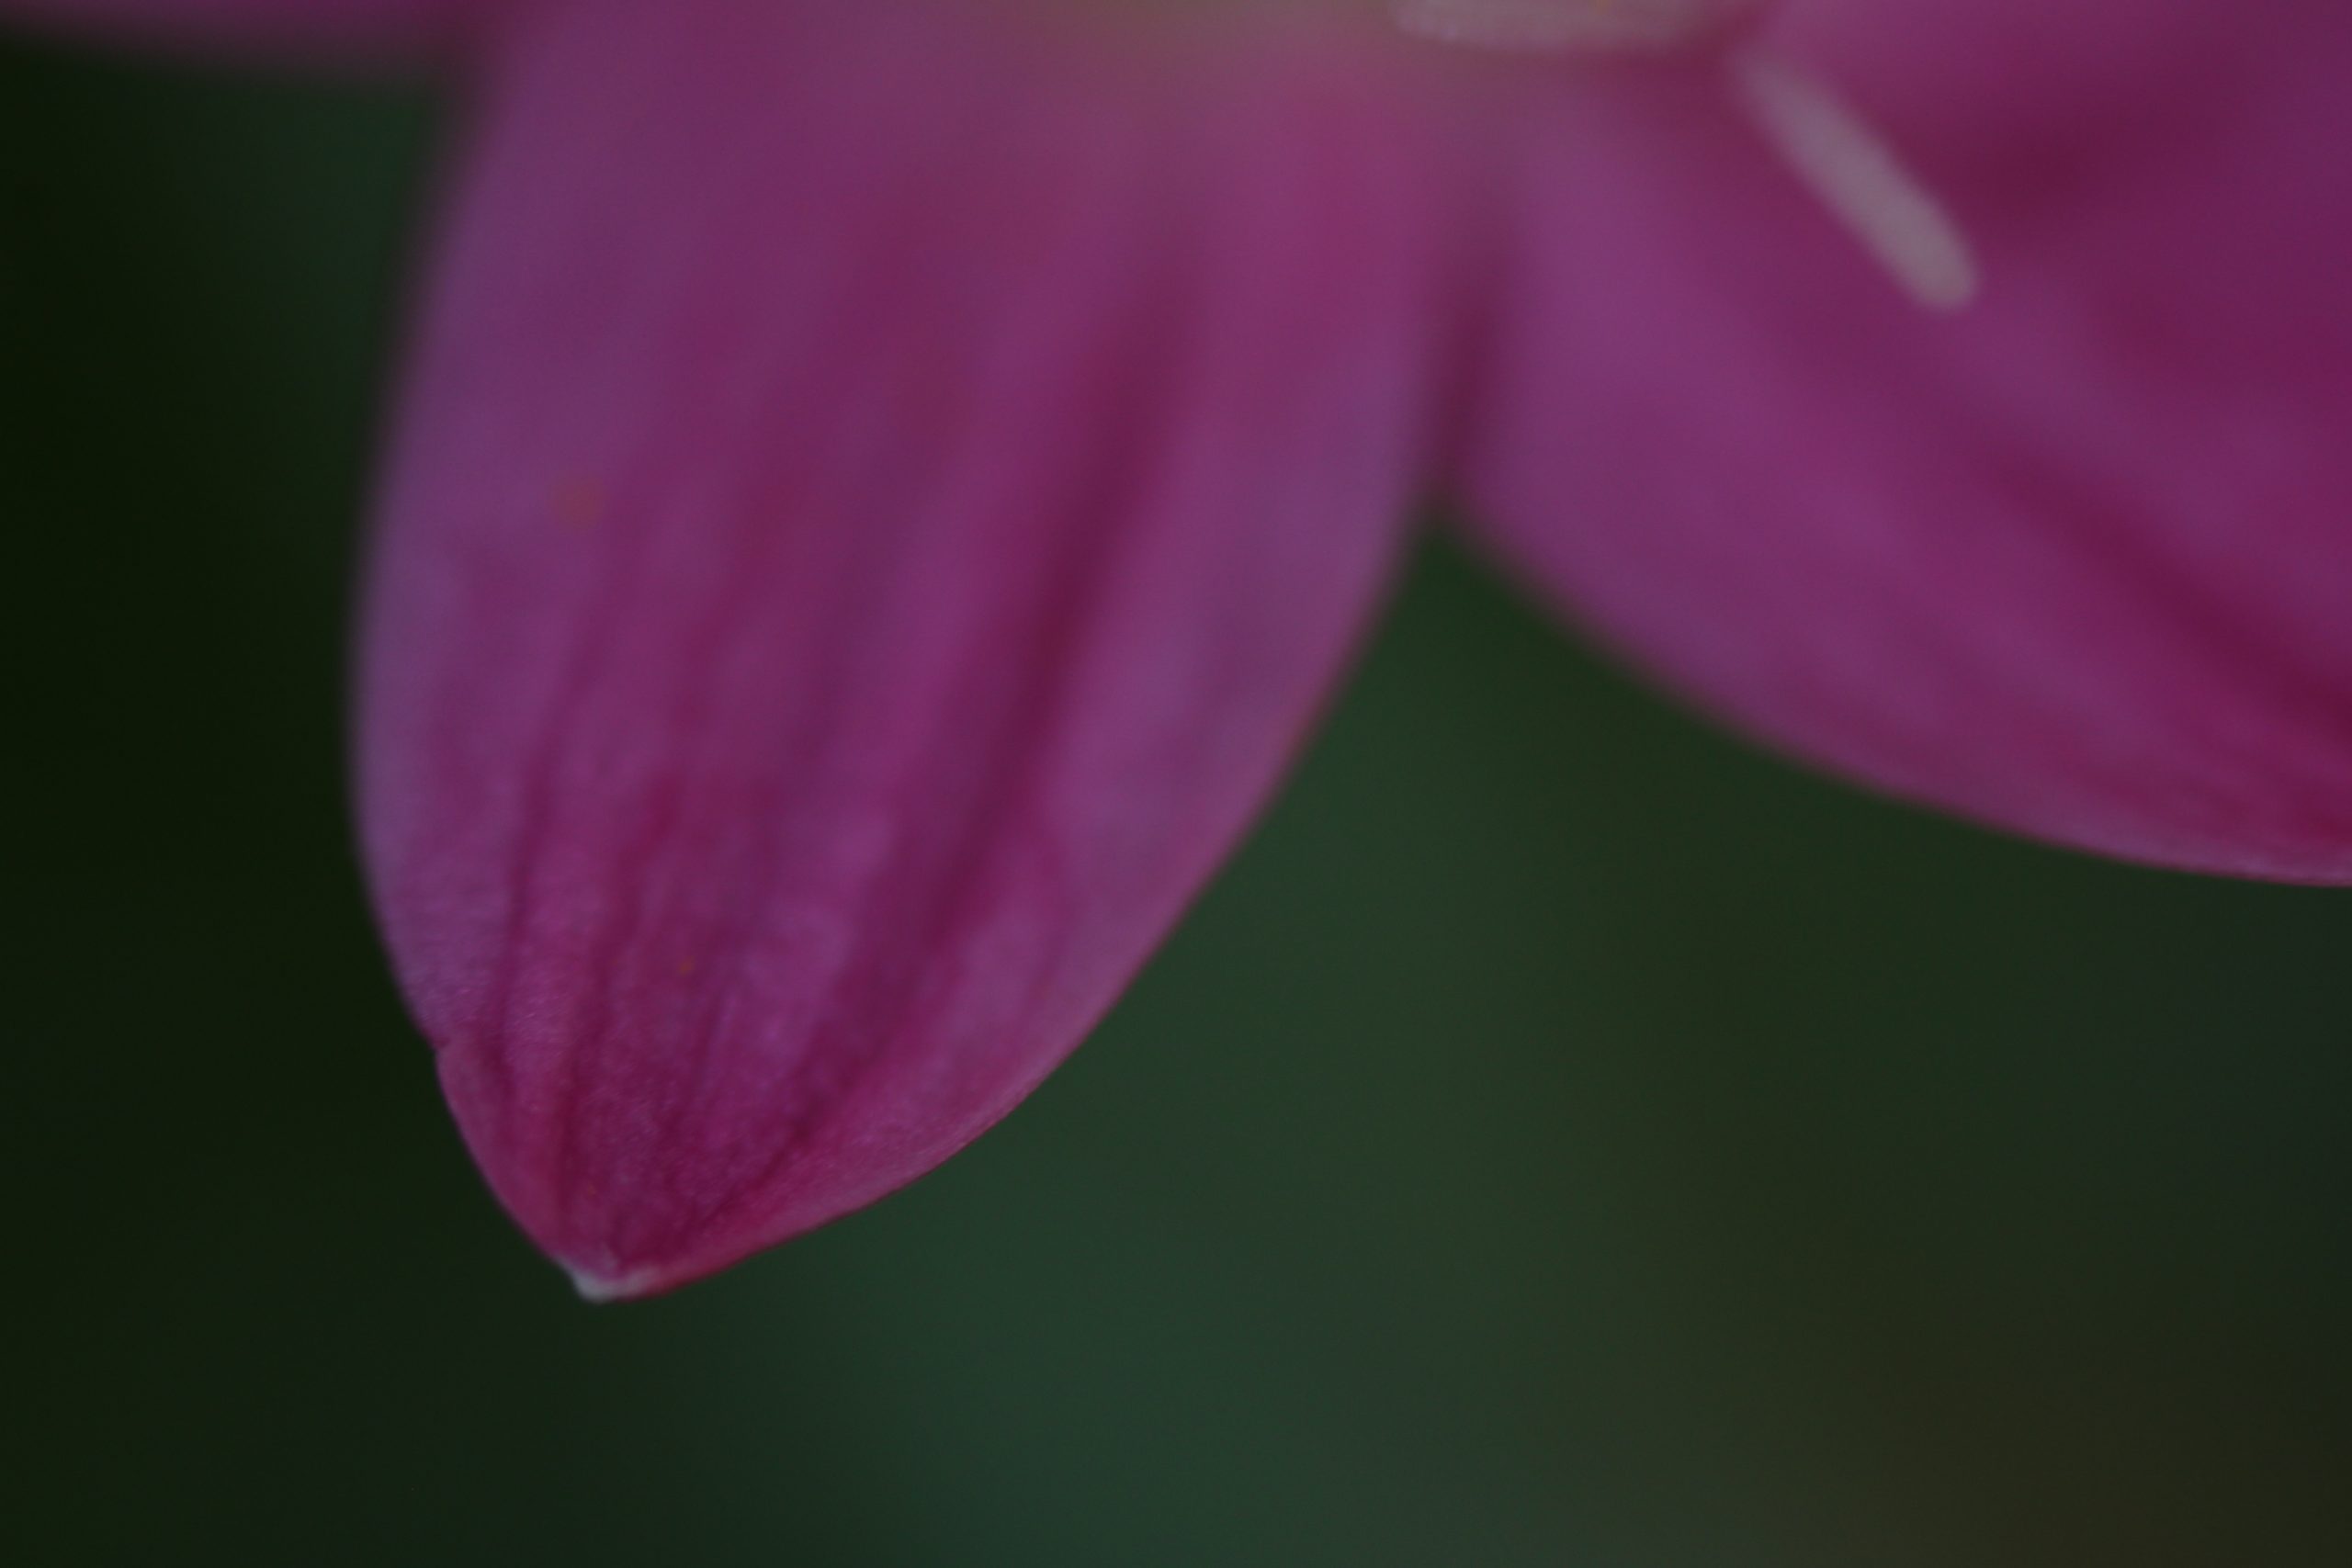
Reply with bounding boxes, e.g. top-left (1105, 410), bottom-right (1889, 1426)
top-left (1454, 0), bottom-right (2352, 881)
